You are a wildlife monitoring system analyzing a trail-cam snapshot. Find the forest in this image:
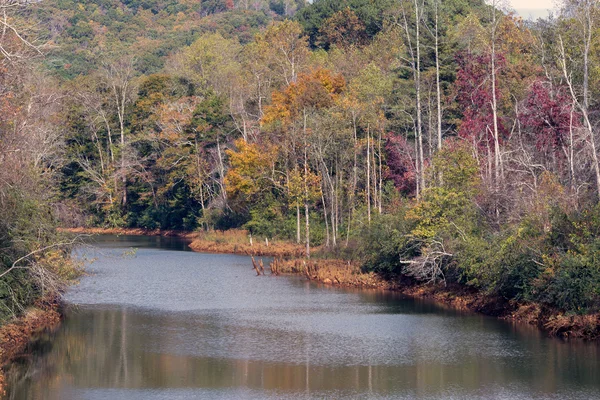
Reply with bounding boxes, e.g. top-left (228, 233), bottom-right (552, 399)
top-left (2, 0), bottom-right (600, 326)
